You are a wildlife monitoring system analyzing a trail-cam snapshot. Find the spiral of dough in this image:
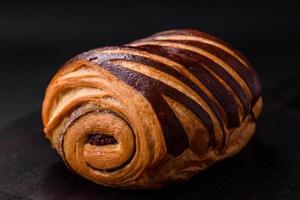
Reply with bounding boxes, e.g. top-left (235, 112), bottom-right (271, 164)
top-left (42, 59), bottom-right (167, 188)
